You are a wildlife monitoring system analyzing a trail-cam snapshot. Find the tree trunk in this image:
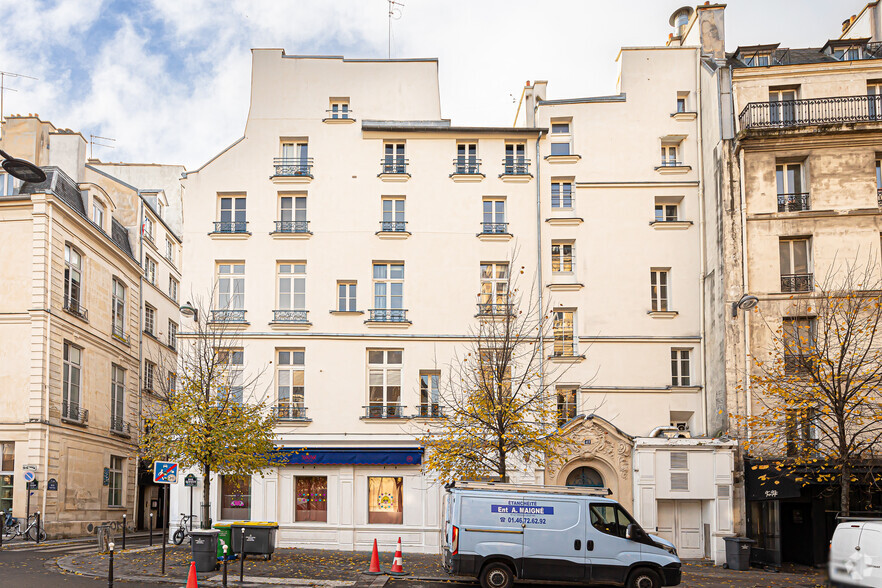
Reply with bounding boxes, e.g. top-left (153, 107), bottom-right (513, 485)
top-left (498, 447), bottom-right (507, 481)
top-left (840, 463), bottom-right (851, 516)
top-left (201, 463), bottom-right (212, 529)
